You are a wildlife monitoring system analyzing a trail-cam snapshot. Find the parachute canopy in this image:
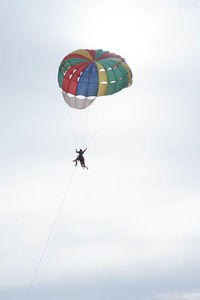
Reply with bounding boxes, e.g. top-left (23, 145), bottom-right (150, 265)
top-left (58, 49), bottom-right (132, 109)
